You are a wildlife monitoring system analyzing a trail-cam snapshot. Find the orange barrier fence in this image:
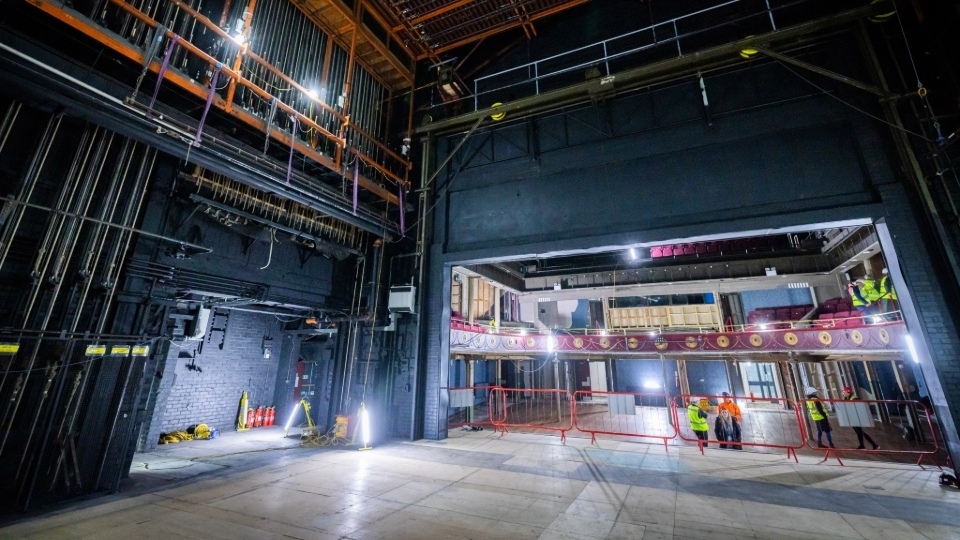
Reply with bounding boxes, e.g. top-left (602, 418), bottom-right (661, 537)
top-left (572, 391), bottom-right (676, 449)
top-left (490, 388), bottom-right (574, 441)
top-left (672, 394), bottom-right (806, 461)
top-left (800, 398), bottom-right (940, 467)
top-left (448, 386), bottom-right (498, 429)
